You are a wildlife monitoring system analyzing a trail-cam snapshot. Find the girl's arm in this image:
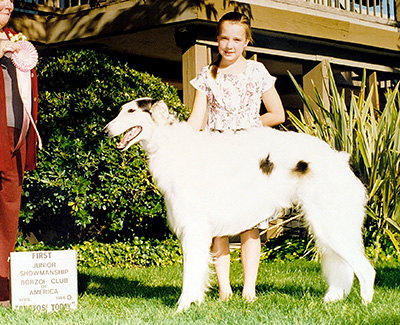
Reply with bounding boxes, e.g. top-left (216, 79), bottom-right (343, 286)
top-left (260, 86), bottom-right (286, 127)
top-left (187, 90), bottom-right (208, 131)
